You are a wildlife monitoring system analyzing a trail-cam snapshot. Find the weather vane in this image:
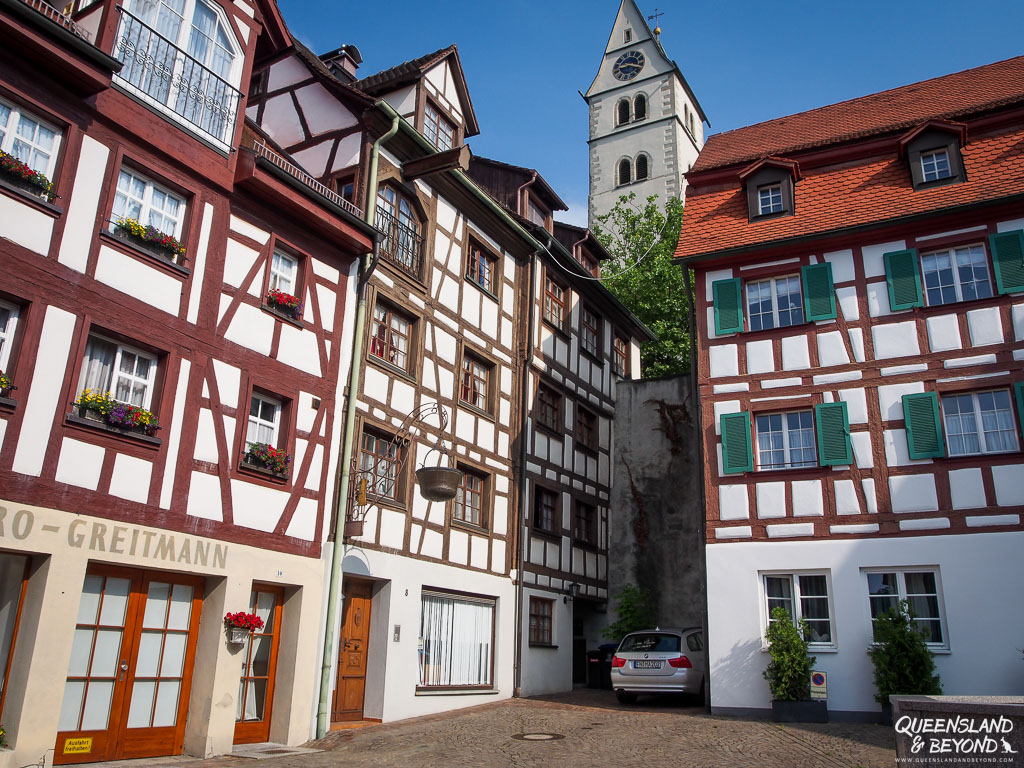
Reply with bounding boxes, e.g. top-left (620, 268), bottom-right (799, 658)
top-left (648, 8), bottom-right (664, 28)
